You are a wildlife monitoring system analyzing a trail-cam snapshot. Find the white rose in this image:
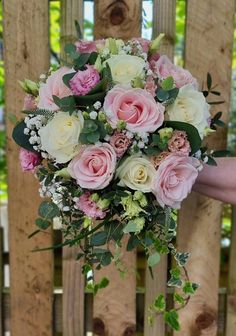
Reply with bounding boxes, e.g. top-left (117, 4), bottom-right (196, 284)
top-left (105, 55), bottom-right (146, 84)
top-left (39, 111), bottom-right (84, 163)
top-left (116, 155), bottom-right (156, 193)
top-left (166, 85), bottom-right (211, 139)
